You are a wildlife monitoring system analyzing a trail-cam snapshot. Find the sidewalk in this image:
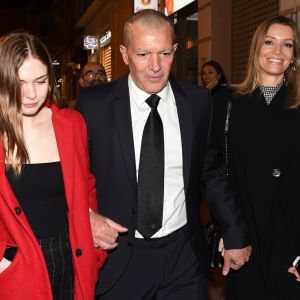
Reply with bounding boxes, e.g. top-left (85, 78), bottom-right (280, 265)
top-left (207, 269), bottom-right (225, 300)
